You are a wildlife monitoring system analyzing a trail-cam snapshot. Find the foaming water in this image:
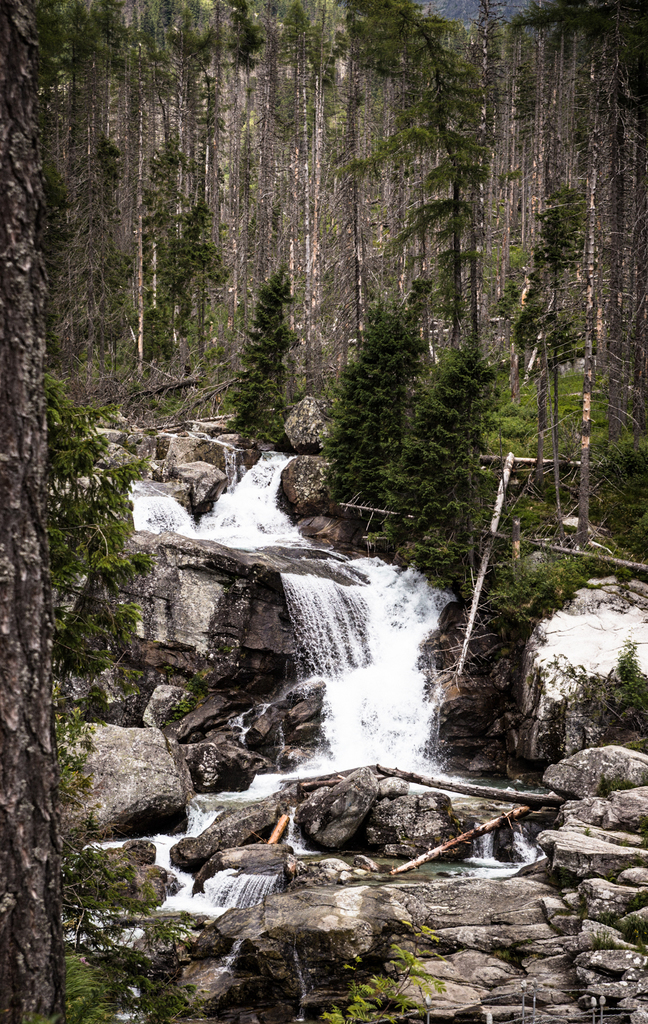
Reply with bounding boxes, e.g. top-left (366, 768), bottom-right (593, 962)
top-left (133, 453), bottom-right (308, 550)
top-left (283, 558), bottom-right (450, 773)
top-left (203, 869), bottom-right (284, 908)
